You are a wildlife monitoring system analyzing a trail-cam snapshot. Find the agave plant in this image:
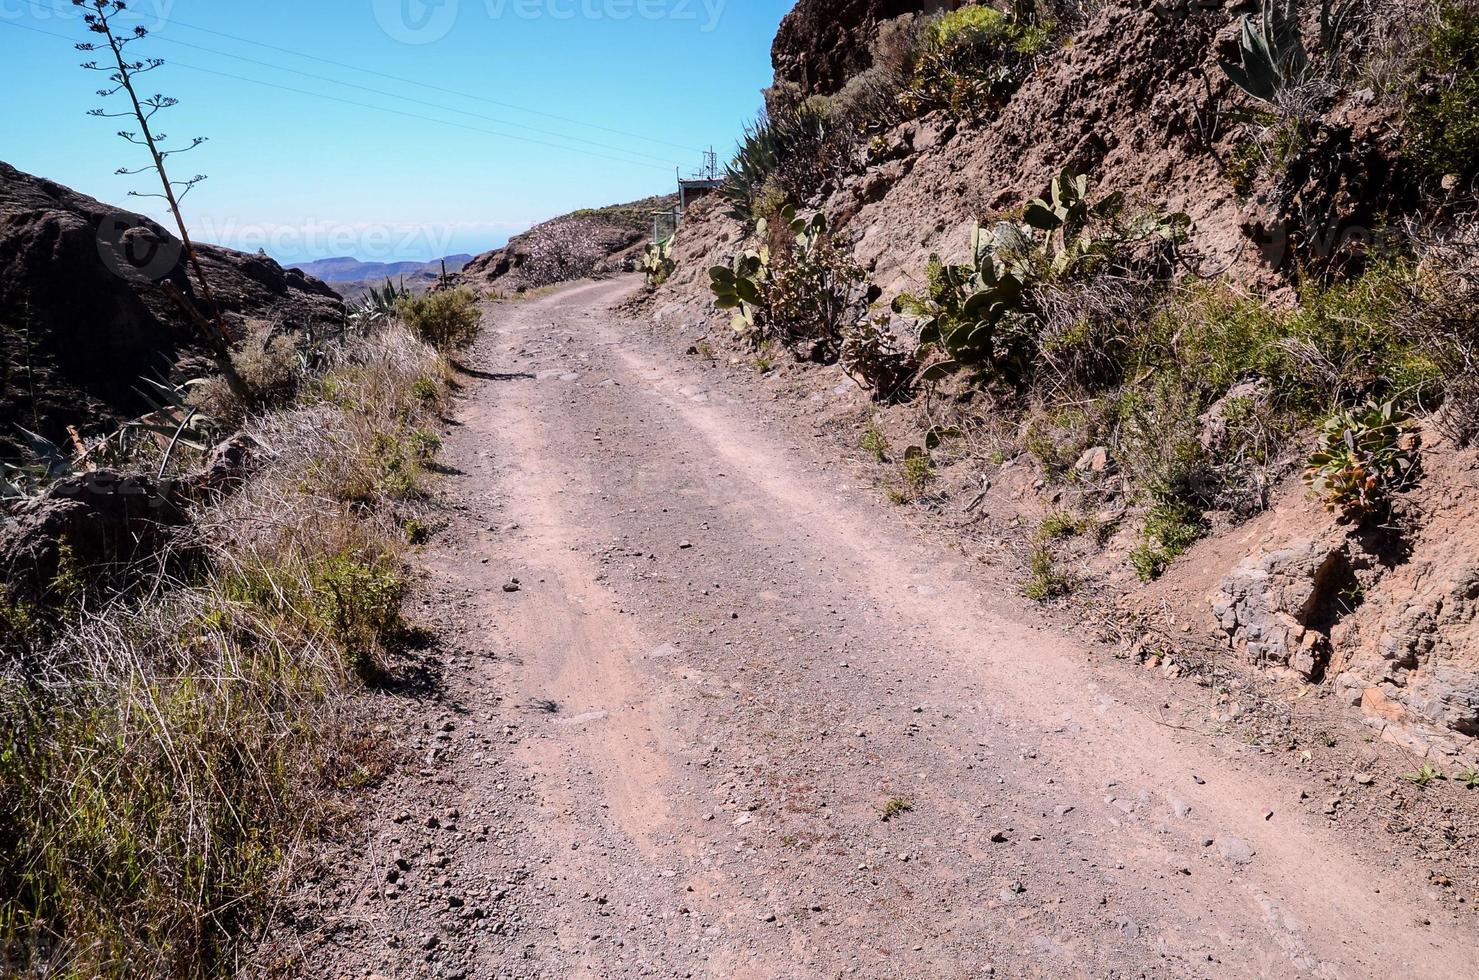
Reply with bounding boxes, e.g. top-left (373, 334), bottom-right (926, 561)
top-left (350, 278), bottom-right (411, 328)
top-left (720, 106), bottom-right (832, 225)
top-left (132, 376), bottom-right (220, 460)
top-left (1, 427), bottom-right (77, 500)
top-left (1220, 0), bottom-right (1360, 104)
